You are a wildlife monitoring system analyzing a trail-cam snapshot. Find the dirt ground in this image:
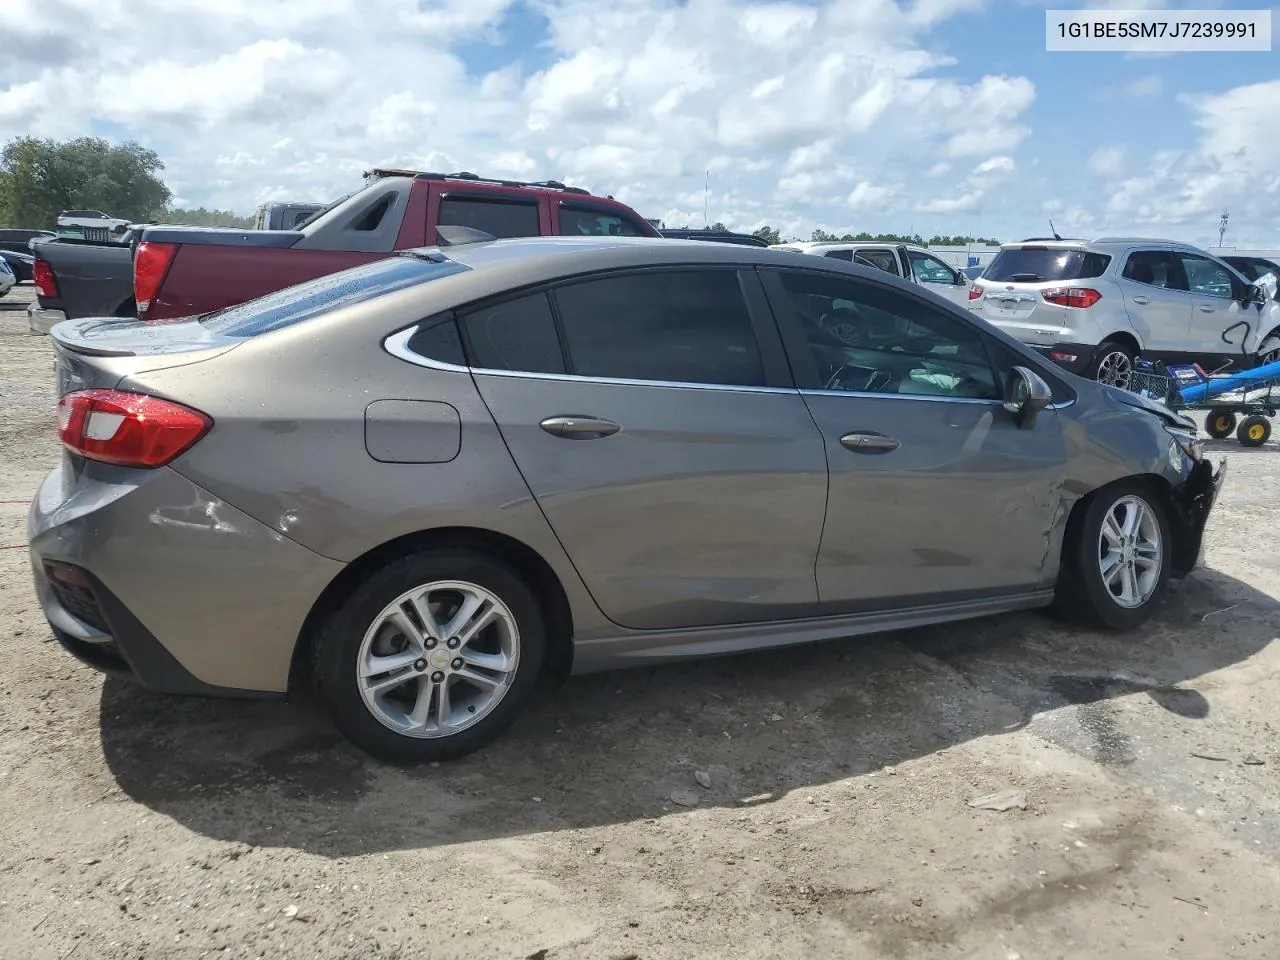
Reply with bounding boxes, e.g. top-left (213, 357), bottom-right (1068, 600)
top-left (2, 282), bottom-right (1280, 960)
